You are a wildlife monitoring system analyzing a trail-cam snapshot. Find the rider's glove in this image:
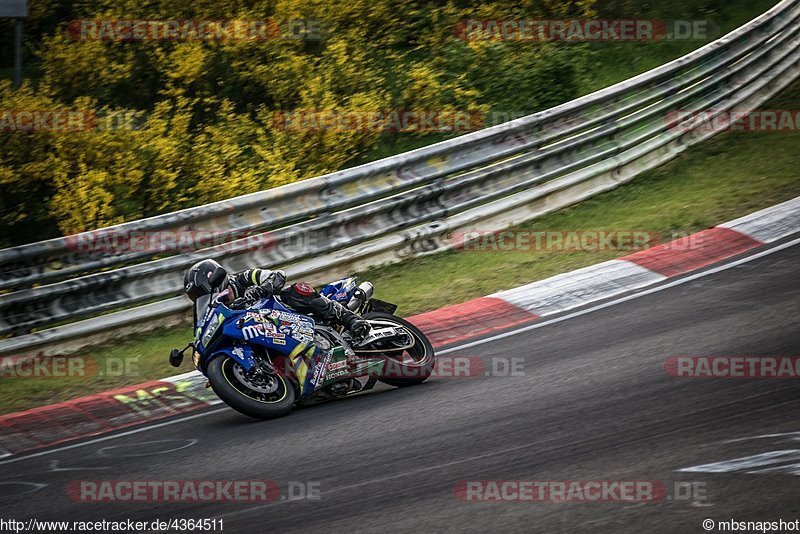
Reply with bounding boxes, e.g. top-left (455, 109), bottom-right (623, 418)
top-left (349, 319), bottom-right (371, 339)
top-left (244, 284), bottom-right (272, 302)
